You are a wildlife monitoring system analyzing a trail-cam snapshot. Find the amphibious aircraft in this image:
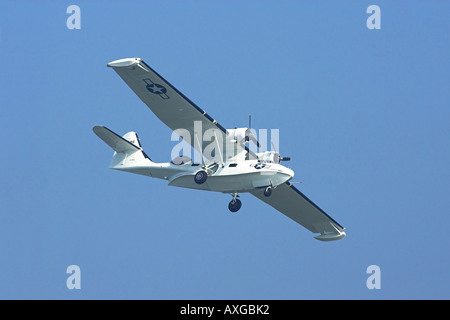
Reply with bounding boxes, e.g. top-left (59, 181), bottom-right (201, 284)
top-left (94, 57), bottom-right (345, 241)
